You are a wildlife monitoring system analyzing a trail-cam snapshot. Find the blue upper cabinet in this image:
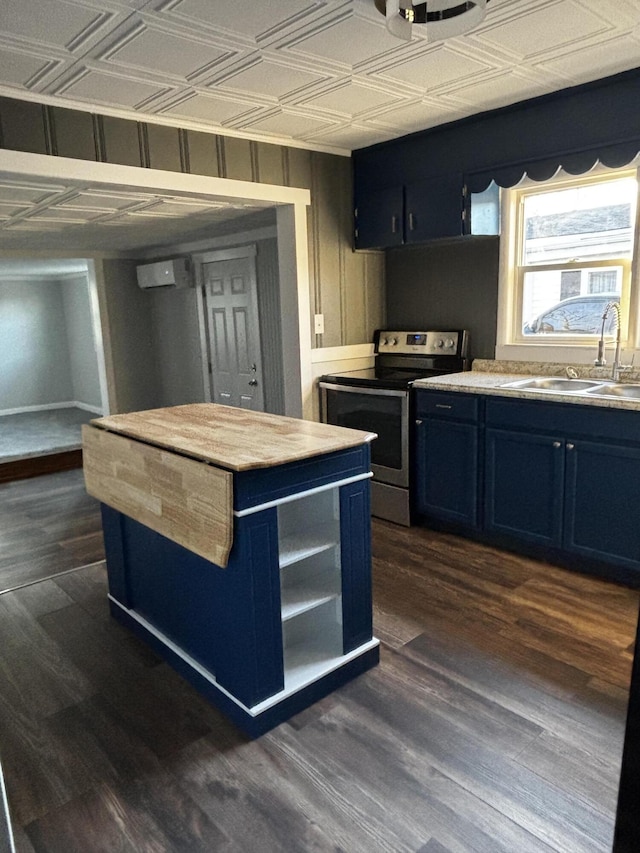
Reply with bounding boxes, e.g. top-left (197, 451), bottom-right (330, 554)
top-left (354, 187), bottom-right (404, 249)
top-left (353, 69), bottom-right (640, 251)
top-left (354, 185), bottom-right (404, 249)
top-left (404, 173), bottom-right (465, 244)
top-left (354, 173), bottom-right (465, 249)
